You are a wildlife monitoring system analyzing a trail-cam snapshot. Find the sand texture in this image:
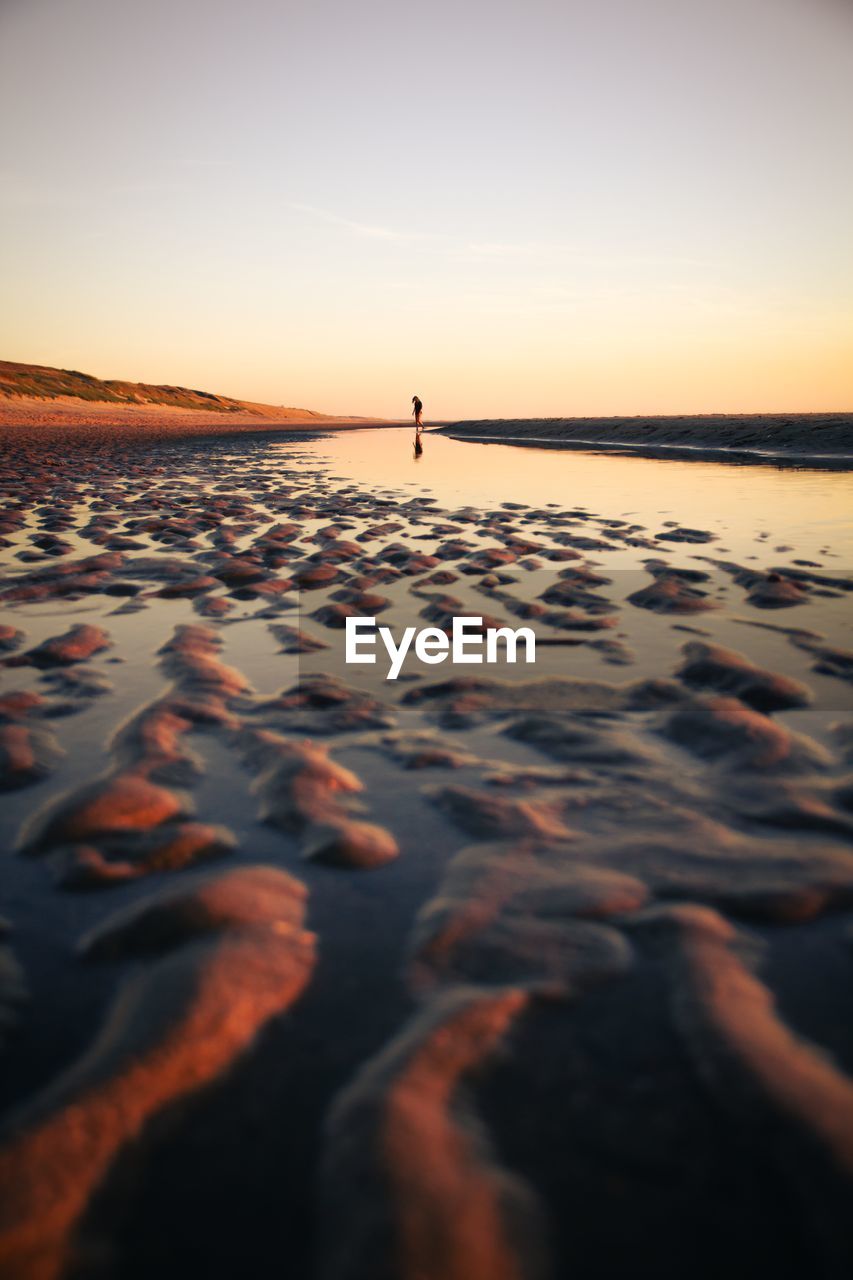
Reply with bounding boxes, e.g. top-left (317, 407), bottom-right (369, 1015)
top-left (0, 418), bottom-right (852, 1279)
top-left (0, 394), bottom-right (391, 435)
